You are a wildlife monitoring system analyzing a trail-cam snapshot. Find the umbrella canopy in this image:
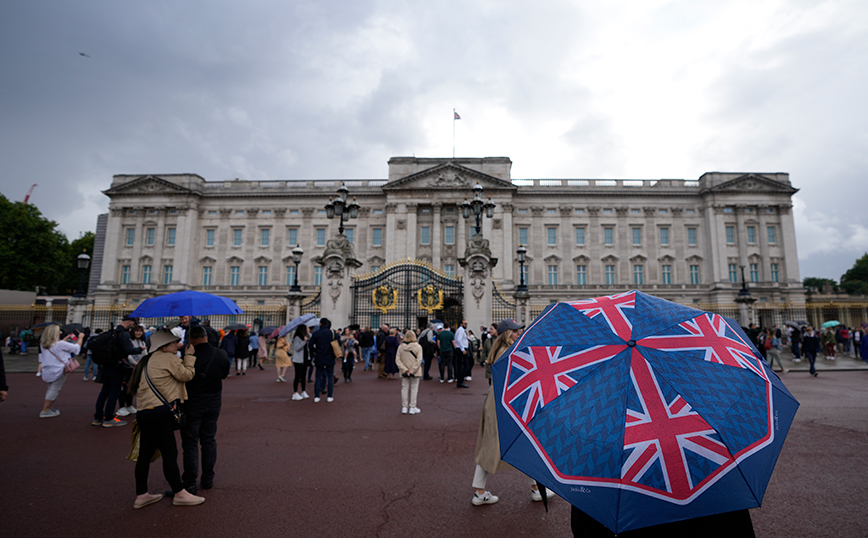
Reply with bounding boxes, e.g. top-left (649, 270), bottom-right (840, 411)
top-left (275, 313), bottom-right (316, 339)
top-left (492, 290), bottom-right (799, 534)
top-left (259, 326), bottom-right (279, 337)
top-left (223, 324), bottom-right (249, 332)
top-left (784, 320), bottom-right (806, 329)
top-left (130, 290), bottom-right (244, 318)
top-left (821, 320), bottom-right (841, 328)
top-left (61, 323), bottom-right (86, 334)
